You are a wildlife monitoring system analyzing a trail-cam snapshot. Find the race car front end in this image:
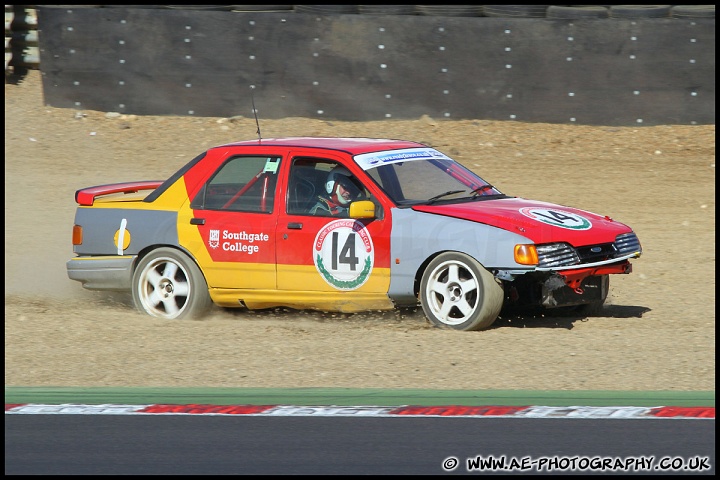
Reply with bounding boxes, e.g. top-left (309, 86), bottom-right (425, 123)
top-left (501, 231), bottom-right (642, 311)
top-left (410, 195), bottom-right (643, 315)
